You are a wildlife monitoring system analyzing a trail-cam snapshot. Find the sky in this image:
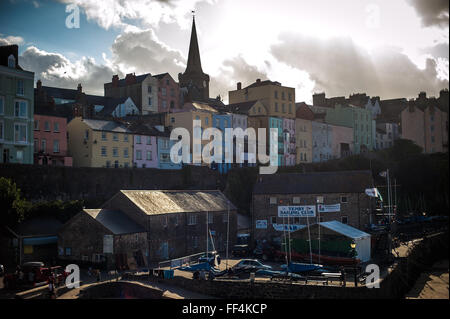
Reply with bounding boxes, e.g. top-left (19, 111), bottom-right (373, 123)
top-left (0, 0), bottom-right (448, 104)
